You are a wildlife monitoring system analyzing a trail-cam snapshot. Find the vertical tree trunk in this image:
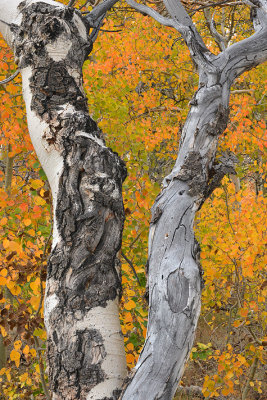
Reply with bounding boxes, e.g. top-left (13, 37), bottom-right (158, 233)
top-left (122, 0), bottom-right (267, 398)
top-left (122, 82), bottom-right (234, 400)
top-left (1, 1), bottom-right (127, 399)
